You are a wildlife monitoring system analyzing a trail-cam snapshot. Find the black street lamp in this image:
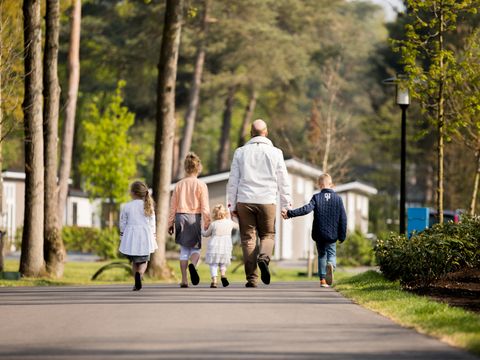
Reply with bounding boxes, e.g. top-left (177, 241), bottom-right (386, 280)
top-left (383, 75), bottom-right (410, 234)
